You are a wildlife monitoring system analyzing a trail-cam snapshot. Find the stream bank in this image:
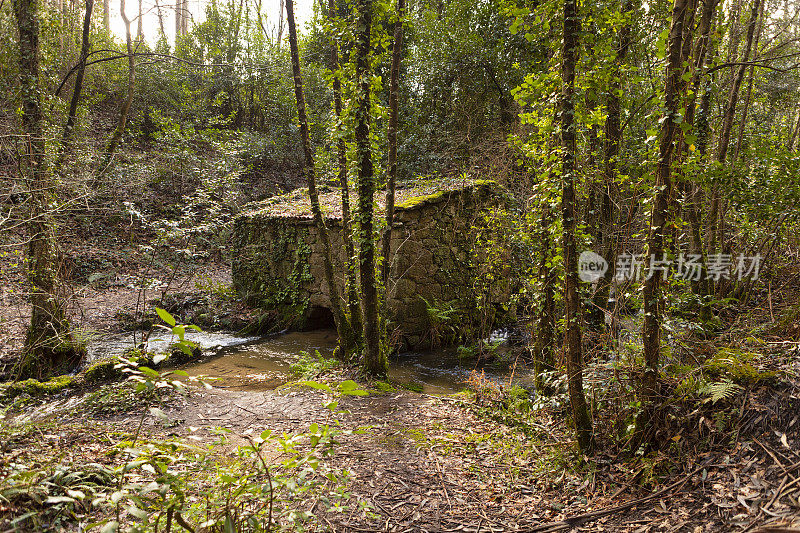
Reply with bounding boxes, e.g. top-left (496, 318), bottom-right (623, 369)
top-left (3, 352), bottom-right (799, 531)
